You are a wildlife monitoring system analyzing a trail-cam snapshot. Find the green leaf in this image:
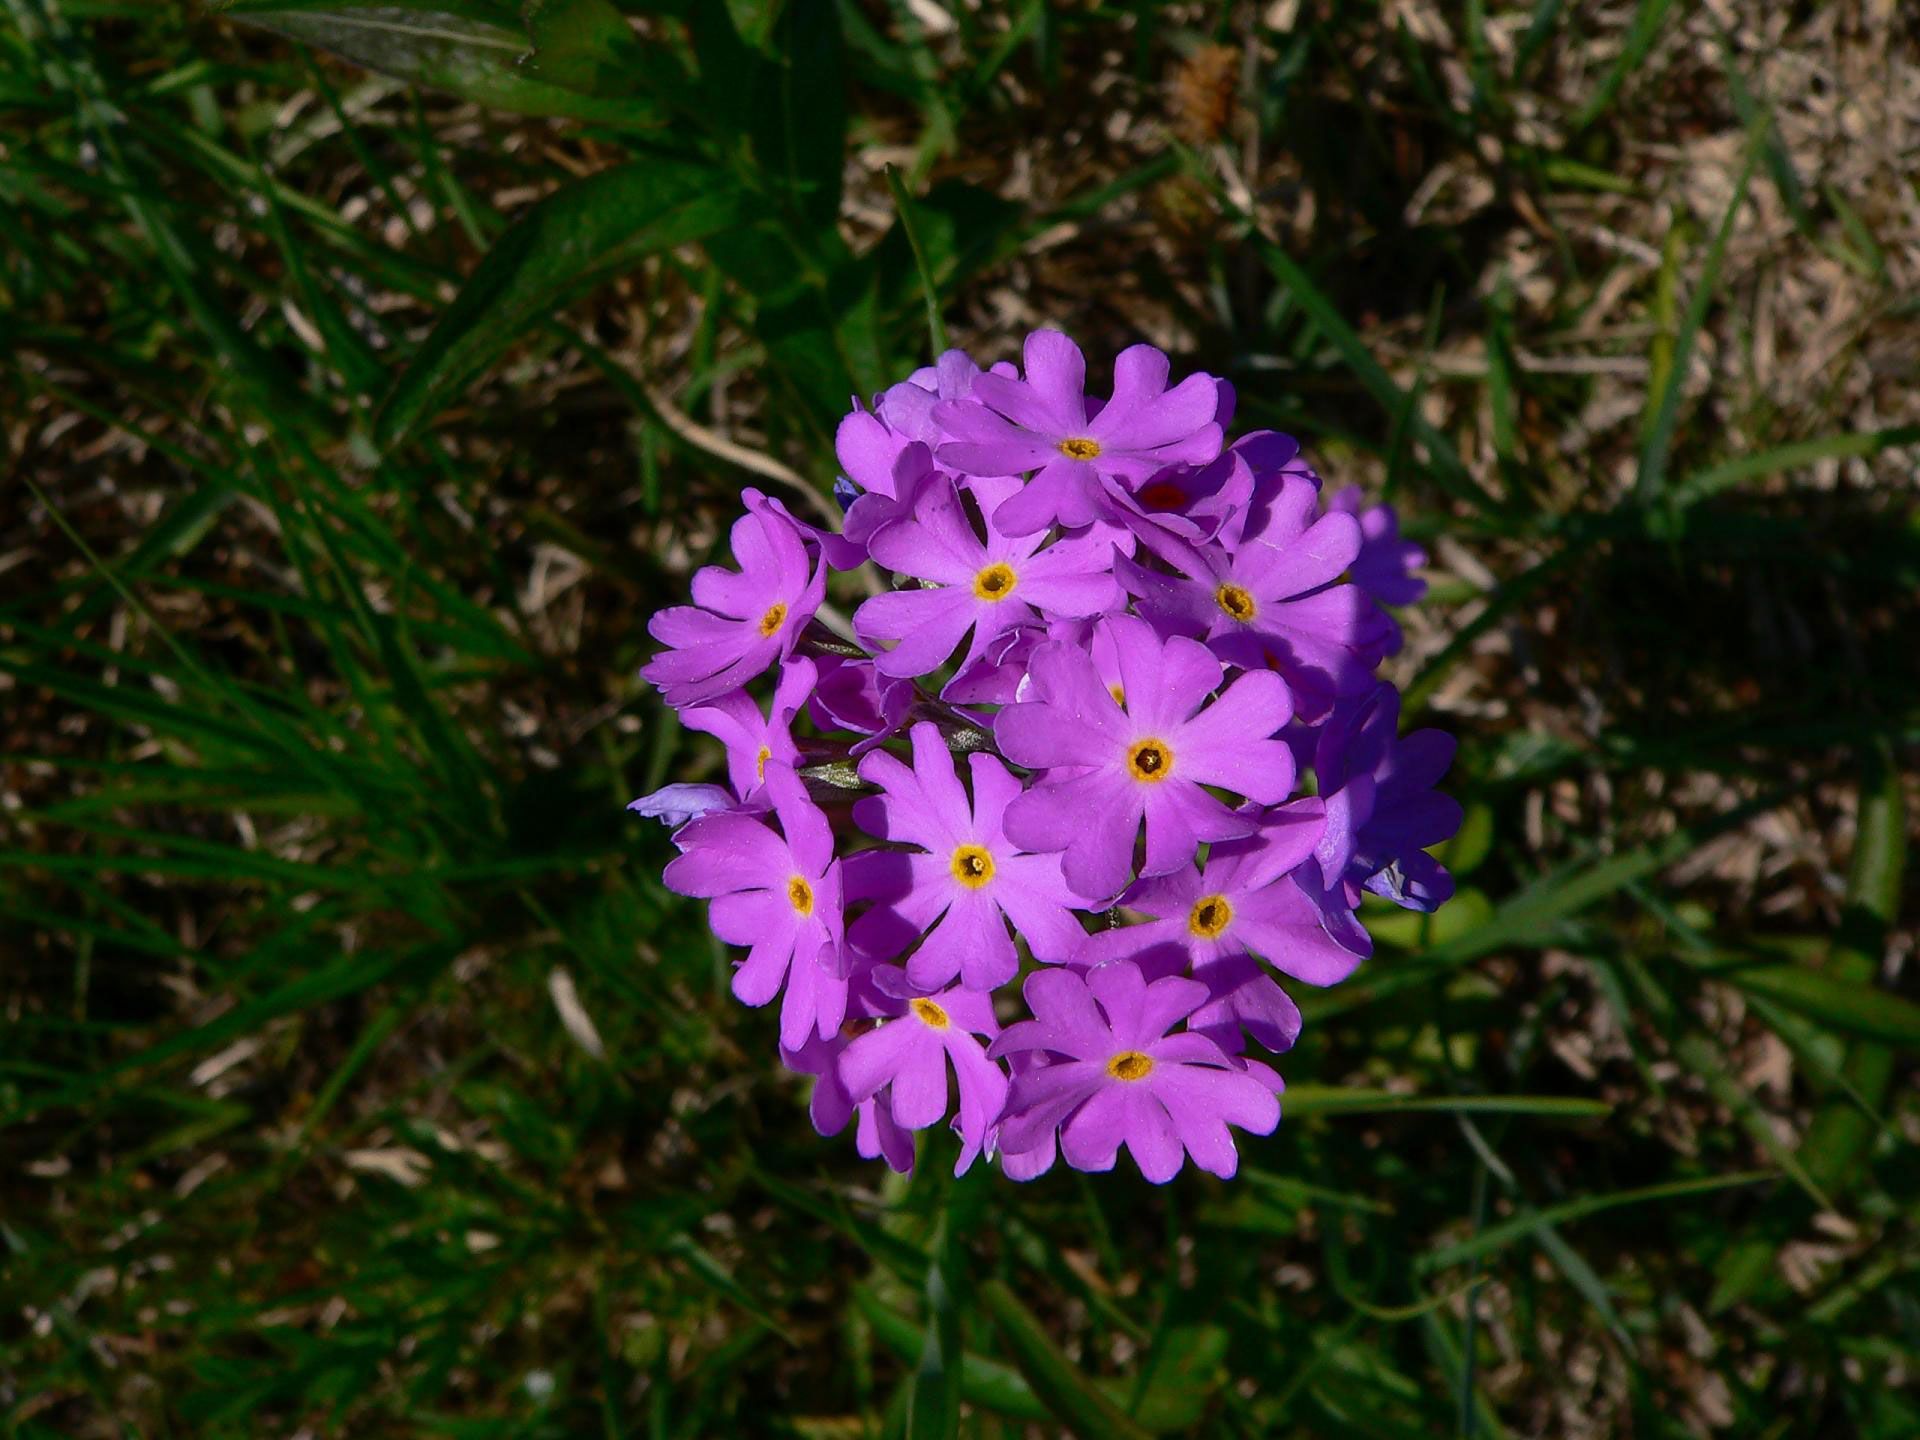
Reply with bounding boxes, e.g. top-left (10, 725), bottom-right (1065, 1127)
top-left (1220, 194), bottom-right (1504, 516)
top-left (1363, 885), bottom-right (1493, 948)
top-left (885, 164), bottom-right (948, 356)
top-left (663, 1233), bottom-right (799, 1345)
top-left (1671, 425), bottom-right (1920, 507)
top-left (1423, 1172), bottom-right (1774, 1270)
top-left (1804, 739), bottom-right (1911, 1193)
top-left (374, 159), bottom-right (747, 449)
top-left (1635, 134), bottom-right (1758, 506)
top-left (520, 0), bottom-right (635, 95)
top-left (855, 1288), bottom-right (1049, 1424)
top-left (906, 1191), bottom-right (964, 1440)
top-left (218, 0), bottom-right (661, 122)
top-left (1722, 965), bottom-right (1920, 1048)
top-left (703, 224), bottom-right (878, 439)
top-left (979, 1280), bottom-right (1154, 1440)
top-left (1569, 0), bottom-right (1676, 130)
top-left (1130, 1325), bottom-right (1229, 1433)
top-left (1281, 1088), bottom-right (1612, 1120)
top-left (756, 0), bottom-right (846, 230)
